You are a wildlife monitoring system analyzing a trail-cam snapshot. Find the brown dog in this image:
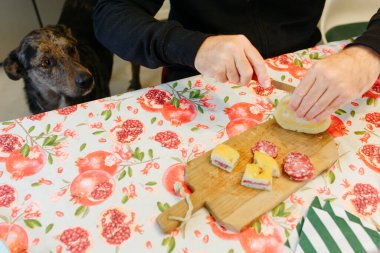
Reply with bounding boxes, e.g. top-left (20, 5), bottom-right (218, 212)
top-left (3, 0), bottom-right (114, 114)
